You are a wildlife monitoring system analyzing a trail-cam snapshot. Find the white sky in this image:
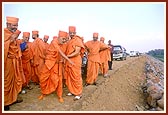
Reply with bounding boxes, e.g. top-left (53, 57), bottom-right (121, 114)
top-left (2, 2), bottom-right (166, 53)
